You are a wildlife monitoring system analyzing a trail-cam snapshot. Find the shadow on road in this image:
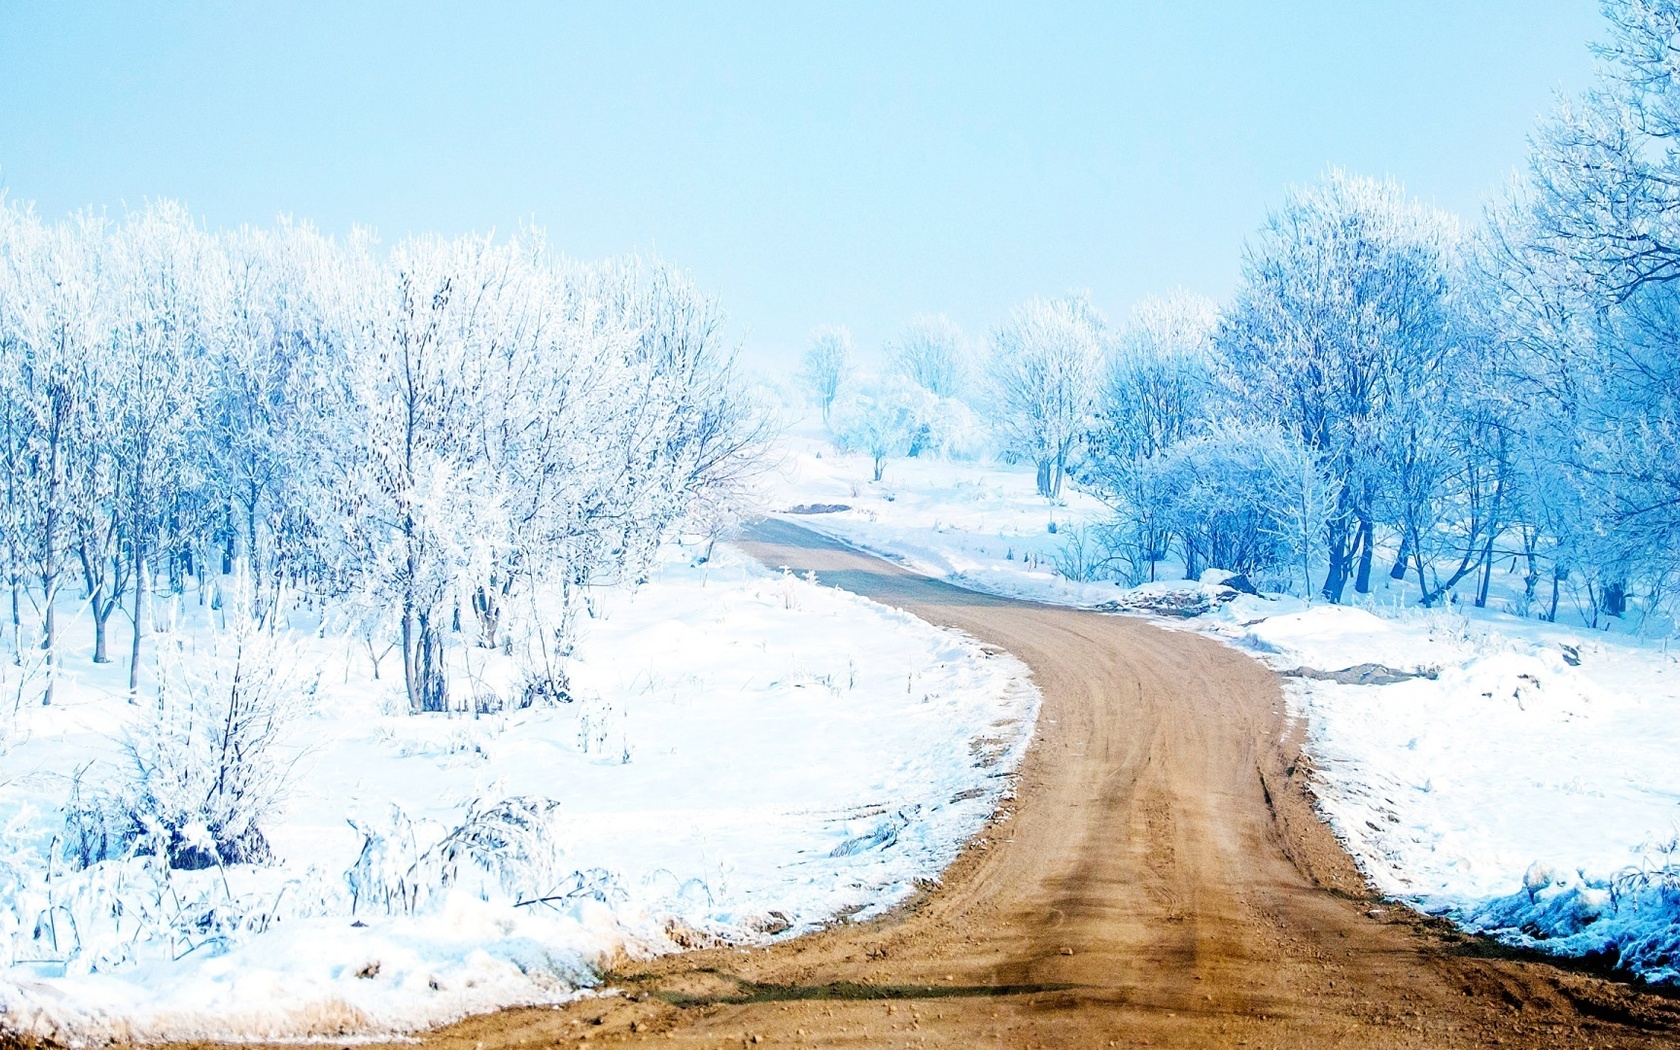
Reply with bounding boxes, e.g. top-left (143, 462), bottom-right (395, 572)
top-left (735, 518), bottom-right (1017, 610)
